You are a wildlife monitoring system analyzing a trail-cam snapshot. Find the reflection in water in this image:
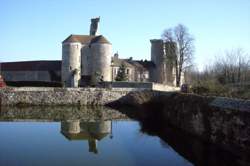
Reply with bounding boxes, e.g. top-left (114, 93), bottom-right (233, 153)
top-left (61, 120), bottom-right (111, 154)
top-left (118, 106), bottom-right (250, 166)
top-left (0, 106), bottom-right (120, 155)
top-left (0, 106), bottom-right (128, 121)
top-left (0, 106), bottom-right (249, 166)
